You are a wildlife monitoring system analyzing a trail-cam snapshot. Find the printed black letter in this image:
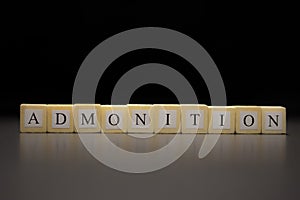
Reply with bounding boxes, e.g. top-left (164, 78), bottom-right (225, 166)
top-left (135, 113), bottom-right (146, 125)
top-left (190, 113), bottom-right (200, 125)
top-left (109, 114), bottom-right (120, 126)
top-left (28, 112), bottom-right (39, 124)
top-left (81, 113), bottom-right (95, 125)
top-left (268, 115), bottom-right (279, 127)
top-left (166, 113), bottom-right (170, 125)
top-left (56, 113), bottom-right (67, 125)
top-left (220, 114), bottom-right (225, 126)
top-left (243, 115), bottom-right (254, 127)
